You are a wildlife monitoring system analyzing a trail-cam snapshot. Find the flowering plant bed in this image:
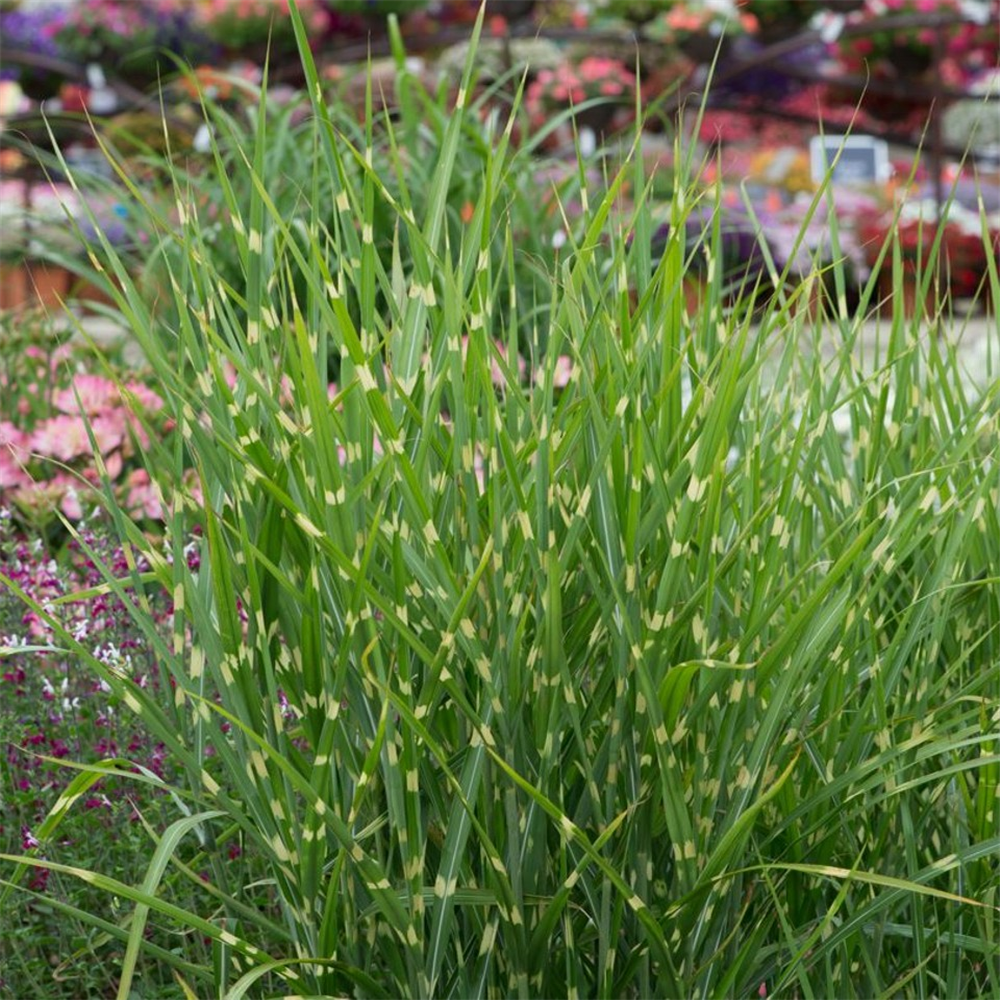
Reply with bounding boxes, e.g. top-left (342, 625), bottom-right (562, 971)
top-left (602, 0), bottom-right (668, 26)
top-left (0, 514), bottom-right (236, 994)
top-left (837, 0), bottom-right (967, 78)
top-left (644, 2), bottom-right (752, 62)
top-left (0, 325), bottom-right (169, 532)
top-left (525, 54), bottom-right (635, 131)
top-left (53, 0), bottom-right (212, 86)
top-left (194, 0), bottom-right (329, 58)
top-left (0, 3), bottom-right (68, 100)
top-left (857, 203), bottom-right (989, 279)
top-left (856, 199), bottom-right (992, 314)
top-left (327, 0), bottom-right (427, 16)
